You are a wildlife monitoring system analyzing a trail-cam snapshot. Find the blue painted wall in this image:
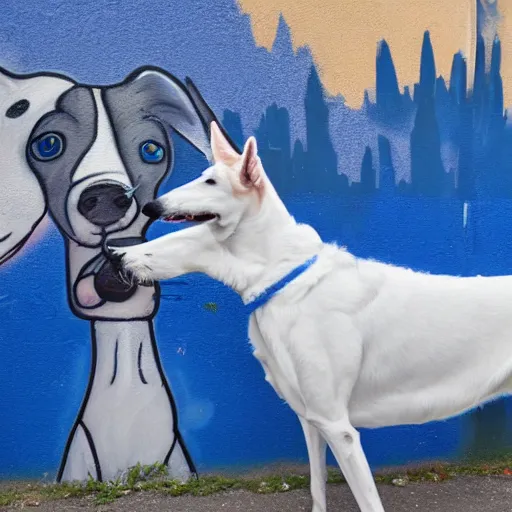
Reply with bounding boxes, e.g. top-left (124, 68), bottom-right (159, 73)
top-left (1, 0), bottom-right (512, 479)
